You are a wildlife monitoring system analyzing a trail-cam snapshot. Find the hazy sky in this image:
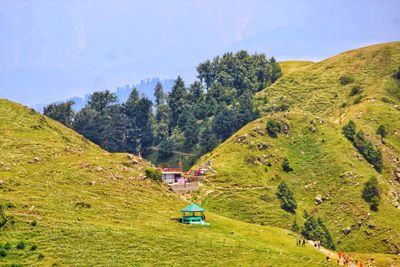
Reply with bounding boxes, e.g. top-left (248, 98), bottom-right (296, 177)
top-left (0, 0), bottom-right (399, 106)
